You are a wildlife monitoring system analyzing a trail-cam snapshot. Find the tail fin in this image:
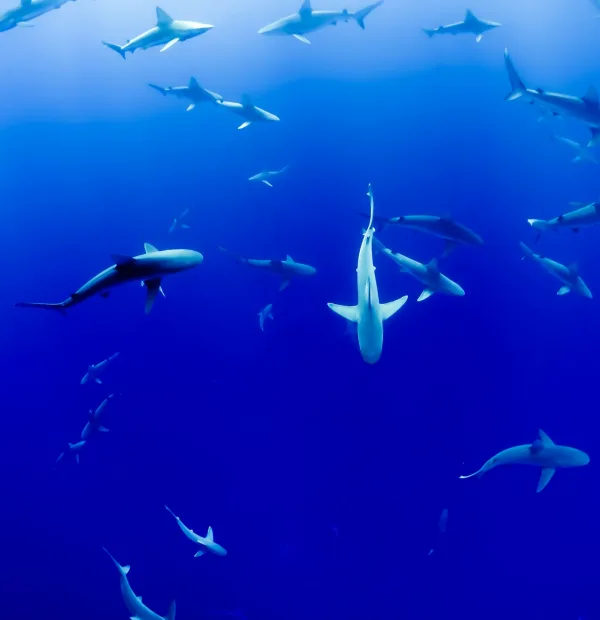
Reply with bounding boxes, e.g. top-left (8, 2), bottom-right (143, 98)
top-left (459, 468), bottom-right (484, 480)
top-left (354, 0), bottom-right (384, 29)
top-left (519, 241), bottom-right (537, 260)
top-left (15, 301), bottom-right (68, 315)
top-left (102, 41), bottom-right (126, 59)
top-left (165, 600), bottom-right (176, 620)
top-left (504, 48), bottom-right (525, 101)
top-left (422, 28), bottom-right (436, 38)
top-left (218, 246), bottom-right (247, 265)
top-left (149, 84), bottom-right (167, 96)
top-left (366, 184), bottom-right (375, 231)
top-left (165, 505), bottom-right (178, 519)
